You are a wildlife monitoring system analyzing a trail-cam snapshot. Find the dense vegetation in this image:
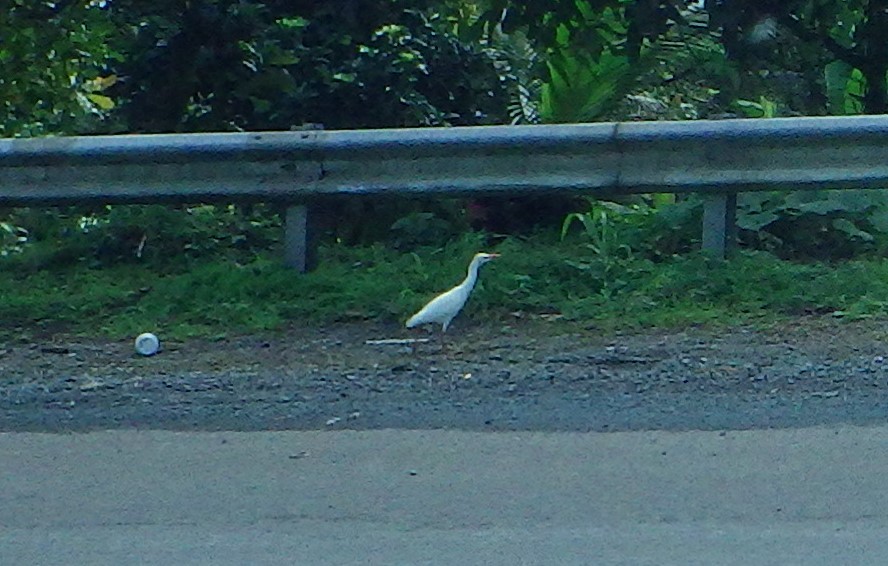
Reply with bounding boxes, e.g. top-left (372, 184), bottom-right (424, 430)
top-left (4, 0), bottom-right (888, 337)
